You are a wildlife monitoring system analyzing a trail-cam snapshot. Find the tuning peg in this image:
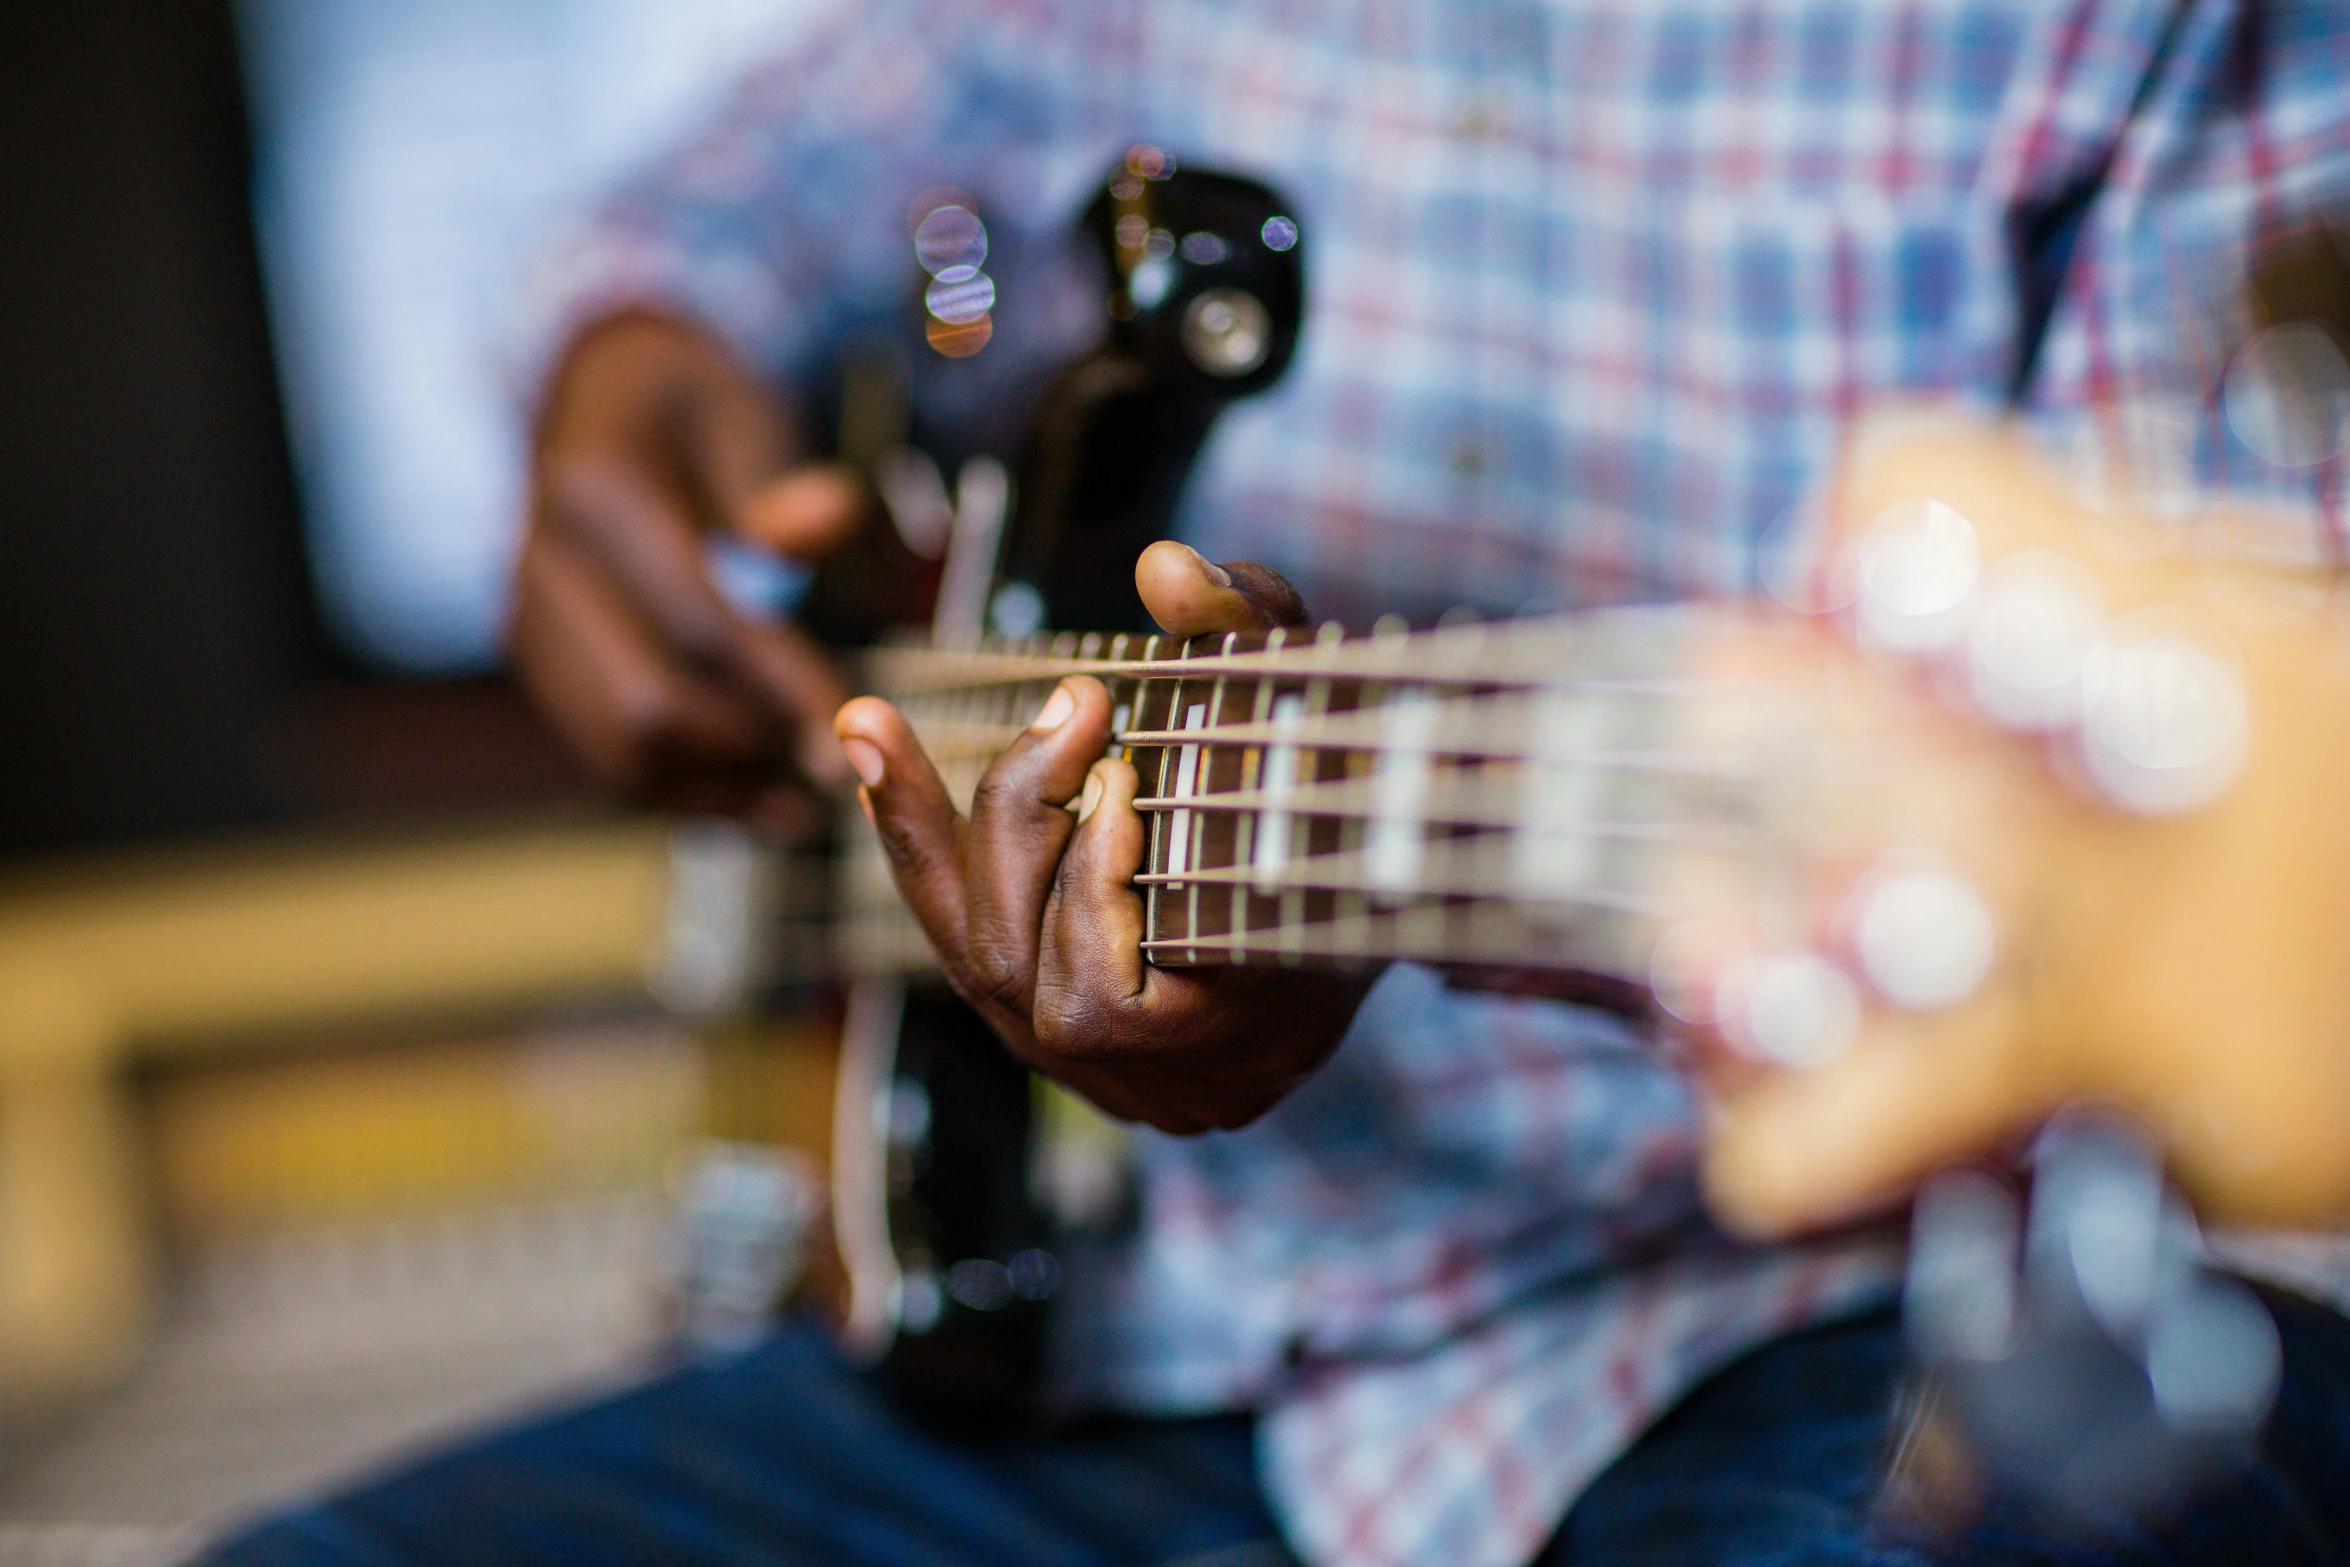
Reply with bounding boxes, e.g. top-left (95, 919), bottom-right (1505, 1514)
top-left (1852, 866), bottom-right (1998, 1013)
top-left (1852, 486), bottom-right (2250, 819)
top-left (1963, 550), bottom-right (2105, 731)
top-left (1181, 287), bottom-right (1273, 376)
top-left (1717, 949), bottom-right (1862, 1068)
top-left (2074, 621), bottom-right (2250, 817)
